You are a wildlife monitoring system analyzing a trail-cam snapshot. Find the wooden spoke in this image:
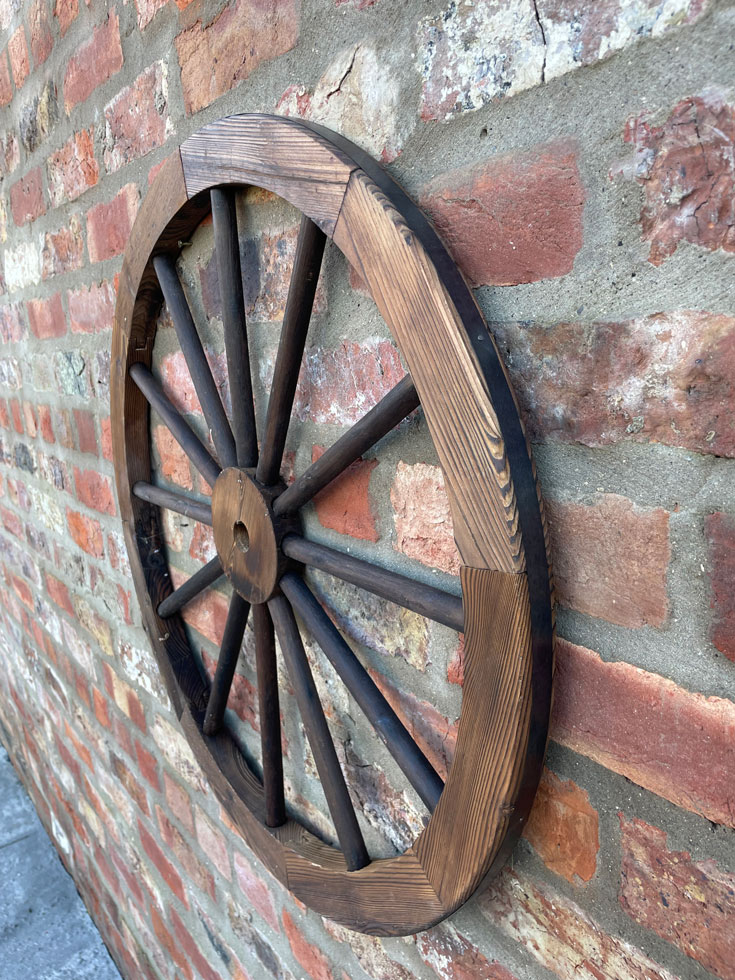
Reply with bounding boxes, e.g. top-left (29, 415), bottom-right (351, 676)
top-left (211, 188), bottom-right (258, 468)
top-left (129, 362), bottom-right (221, 488)
top-left (157, 556), bottom-right (224, 619)
top-left (153, 253), bottom-right (237, 468)
top-left (256, 216), bottom-right (327, 486)
top-left (132, 481), bottom-right (213, 526)
top-left (274, 374), bottom-right (419, 517)
top-left (282, 535), bottom-right (464, 633)
top-left (268, 594), bottom-right (369, 871)
top-left (253, 604), bottom-right (286, 827)
top-left (203, 592), bottom-right (250, 736)
top-left (281, 573), bottom-right (444, 811)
